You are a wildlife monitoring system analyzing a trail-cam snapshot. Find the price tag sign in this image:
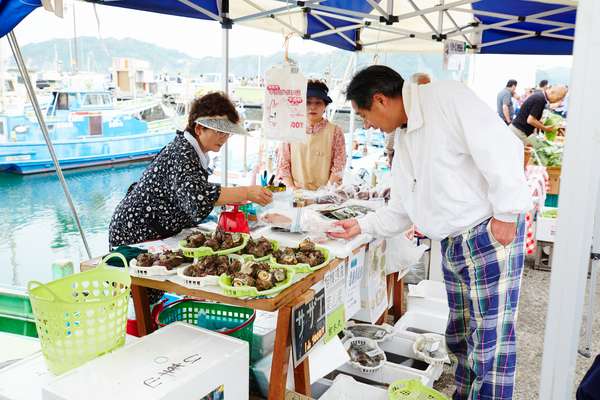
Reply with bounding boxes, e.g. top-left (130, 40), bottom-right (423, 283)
top-left (325, 305), bottom-right (345, 343)
top-left (324, 262), bottom-right (346, 342)
top-left (346, 247), bottom-right (366, 319)
top-left (291, 288), bottom-right (326, 367)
